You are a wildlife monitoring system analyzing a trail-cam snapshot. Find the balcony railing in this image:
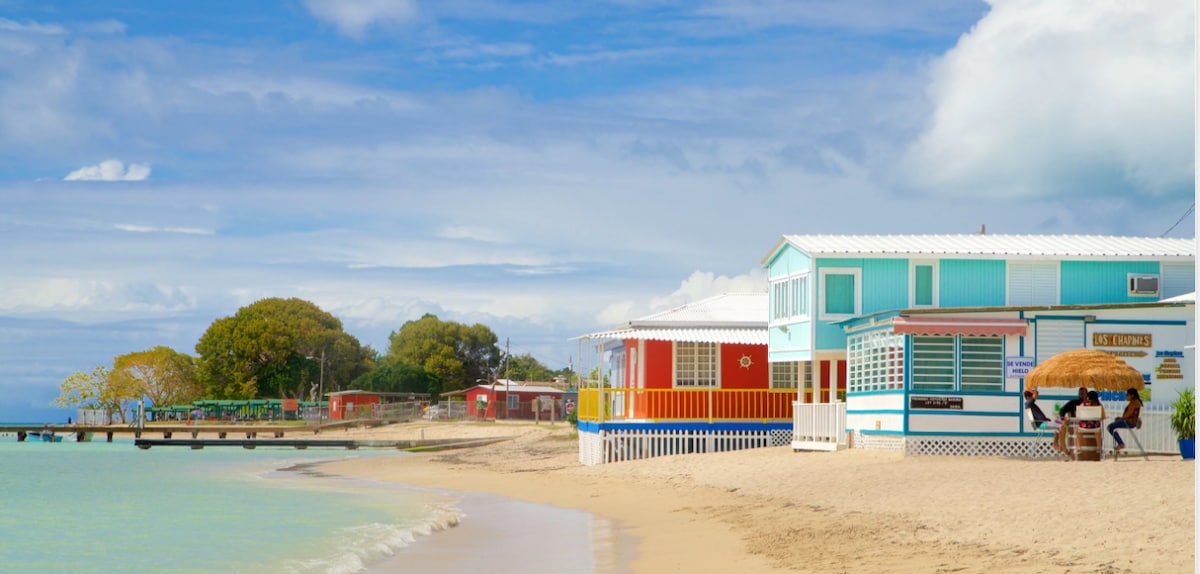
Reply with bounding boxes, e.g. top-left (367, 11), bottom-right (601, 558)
top-left (577, 388), bottom-right (799, 423)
